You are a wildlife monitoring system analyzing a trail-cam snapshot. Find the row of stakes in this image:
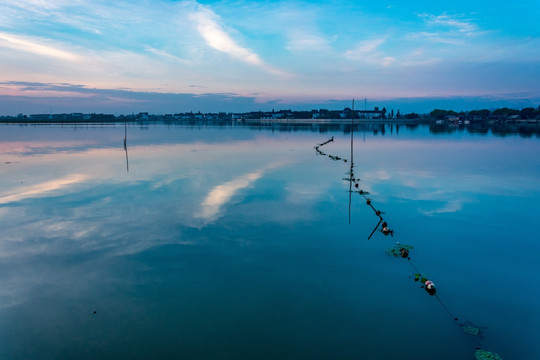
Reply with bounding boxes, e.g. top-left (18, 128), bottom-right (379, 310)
top-left (315, 136), bottom-right (503, 360)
